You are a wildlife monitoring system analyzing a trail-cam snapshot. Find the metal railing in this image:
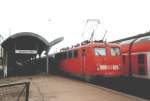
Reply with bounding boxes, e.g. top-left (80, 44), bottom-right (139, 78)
top-left (0, 80), bottom-right (30, 101)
